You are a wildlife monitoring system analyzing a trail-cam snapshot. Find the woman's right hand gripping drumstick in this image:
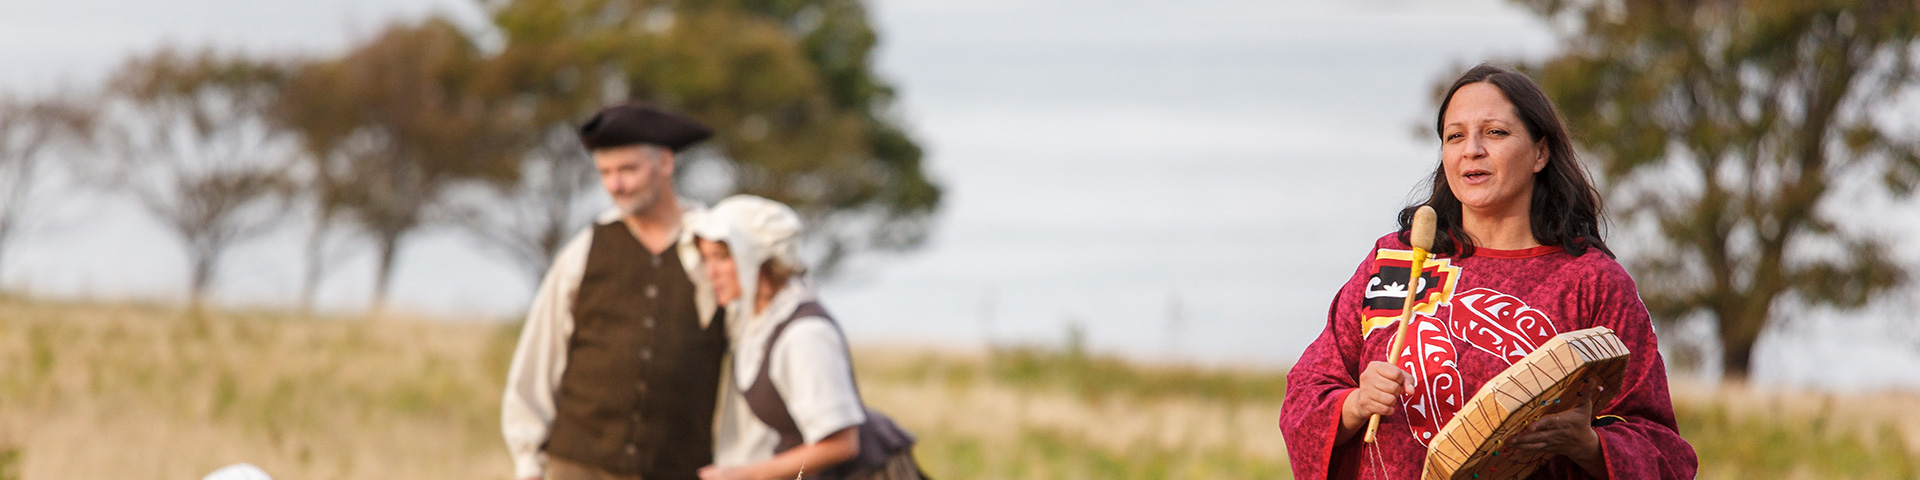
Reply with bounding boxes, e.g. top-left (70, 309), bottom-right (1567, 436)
top-left (1337, 361), bottom-right (1412, 445)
